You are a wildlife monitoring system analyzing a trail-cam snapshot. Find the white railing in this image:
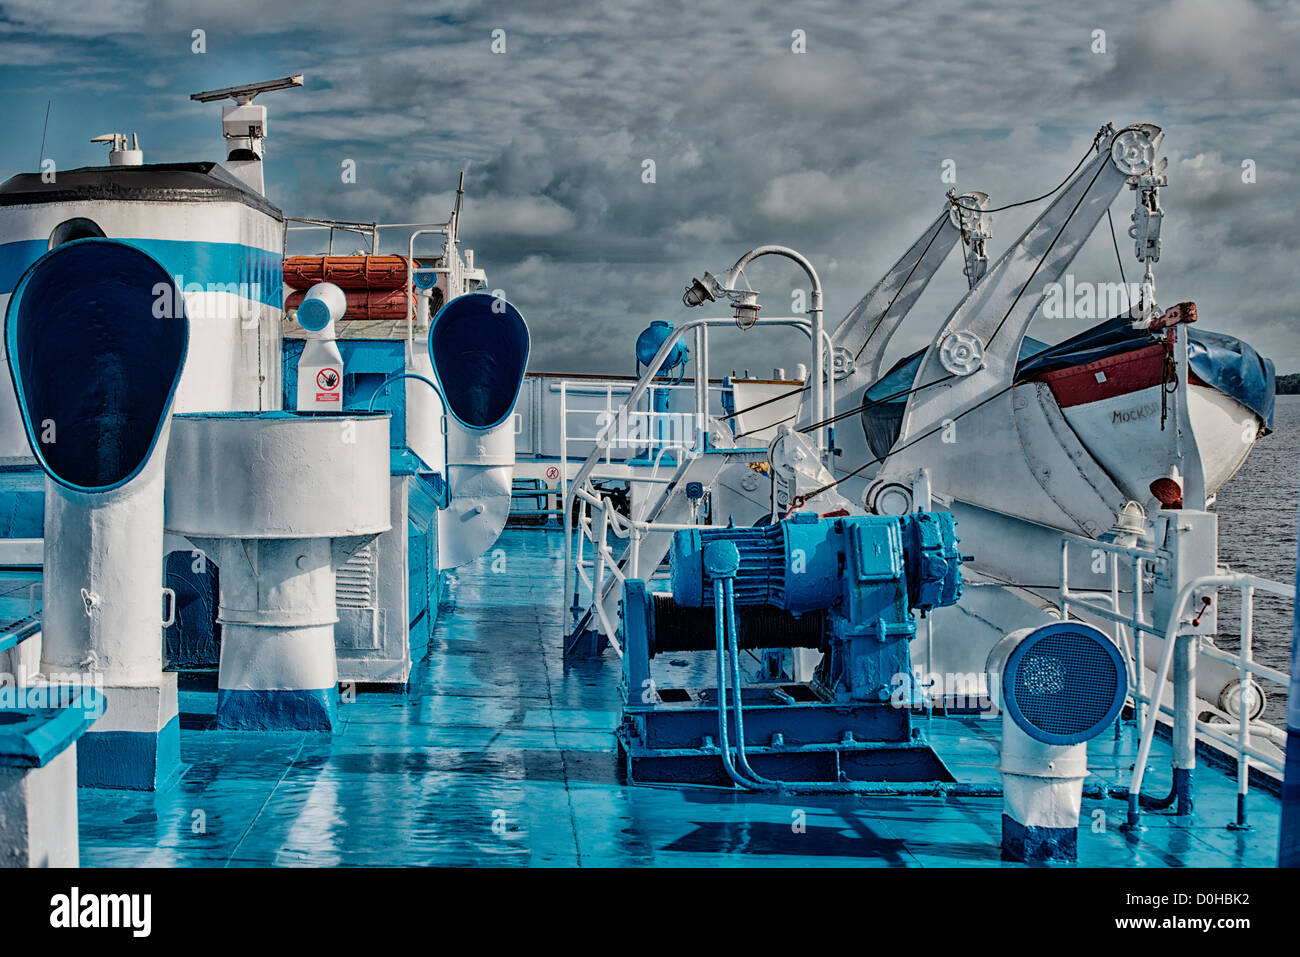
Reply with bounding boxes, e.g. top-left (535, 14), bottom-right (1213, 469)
top-left (560, 375), bottom-right (715, 652)
top-left (1137, 574), bottom-right (1292, 808)
top-left (282, 217), bottom-right (459, 352)
top-left (1060, 534), bottom-right (1294, 820)
top-left (1060, 536), bottom-right (1161, 728)
top-left (557, 379), bottom-right (714, 472)
top-left (560, 316), bottom-right (829, 652)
